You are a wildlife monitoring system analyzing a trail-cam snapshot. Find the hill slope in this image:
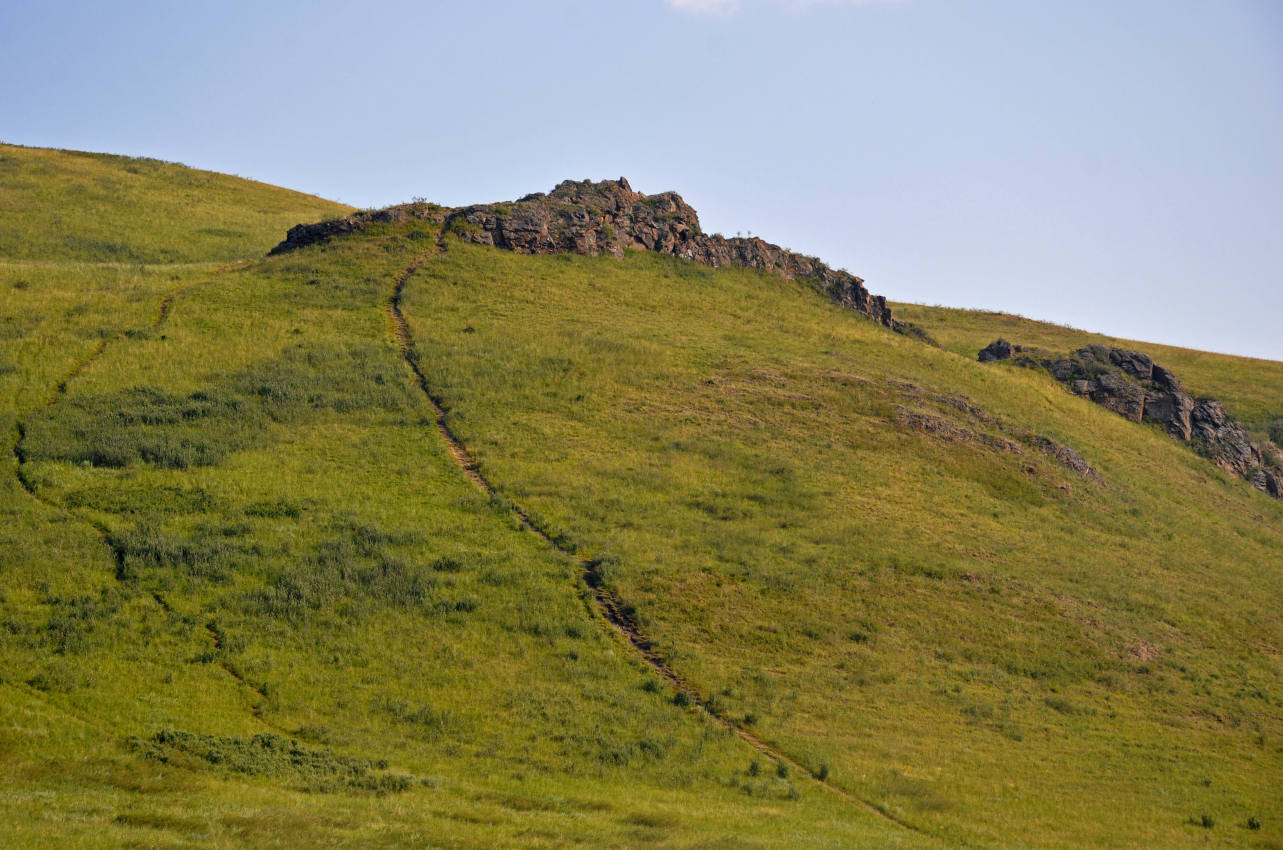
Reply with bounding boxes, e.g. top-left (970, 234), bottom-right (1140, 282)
top-left (894, 302), bottom-right (1283, 433)
top-left (2, 152), bottom-right (1281, 848)
top-left (0, 143), bottom-right (351, 262)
